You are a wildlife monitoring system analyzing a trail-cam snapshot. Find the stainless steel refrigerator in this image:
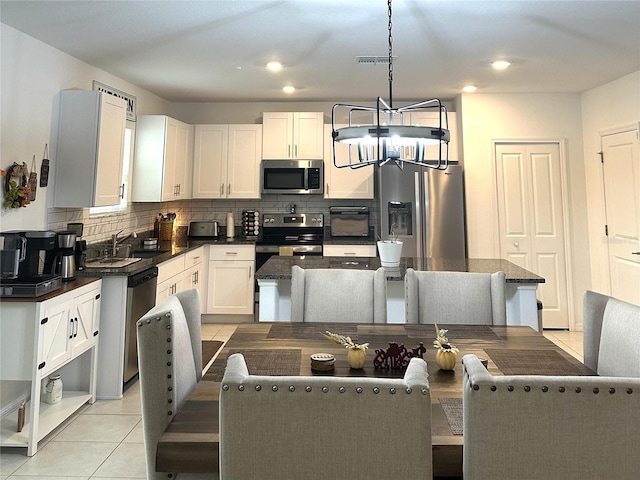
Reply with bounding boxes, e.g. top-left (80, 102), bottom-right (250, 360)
top-left (378, 163), bottom-right (466, 258)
